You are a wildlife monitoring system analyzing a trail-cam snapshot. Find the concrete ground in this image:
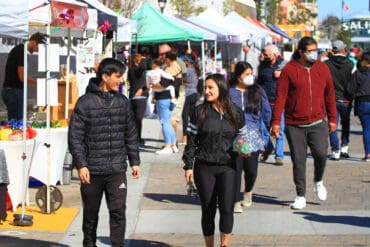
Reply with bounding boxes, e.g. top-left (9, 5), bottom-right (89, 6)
top-left (0, 115), bottom-right (370, 247)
